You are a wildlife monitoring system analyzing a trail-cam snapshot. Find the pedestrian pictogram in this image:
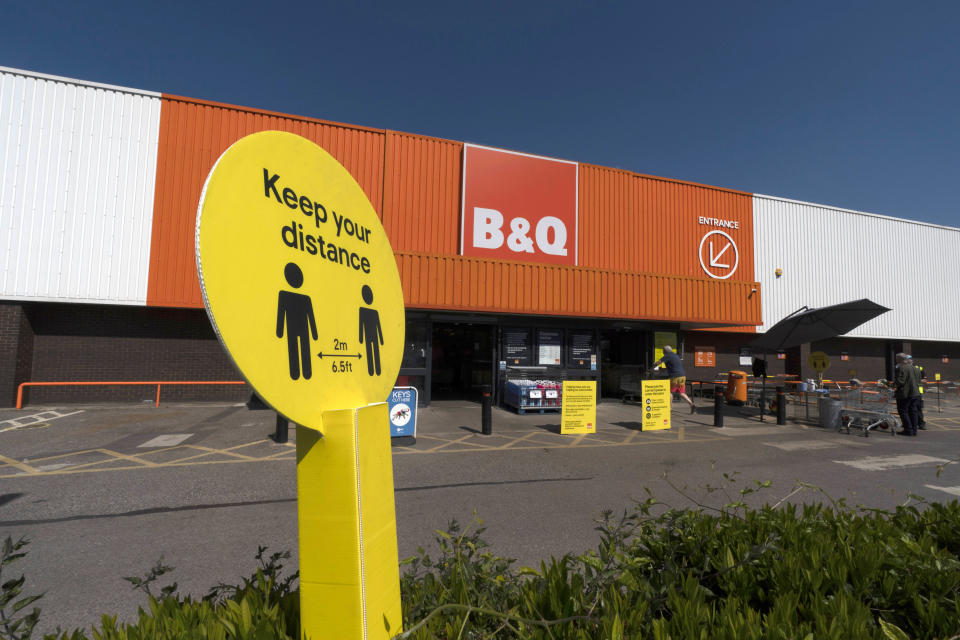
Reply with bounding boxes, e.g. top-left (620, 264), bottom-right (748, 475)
top-left (196, 130), bottom-right (405, 426)
top-left (358, 285), bottom-right (383, 376)
top-left (277, 262), bottom-right (318, 380)
top-left (698, 230), bottom-right (739, 279)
